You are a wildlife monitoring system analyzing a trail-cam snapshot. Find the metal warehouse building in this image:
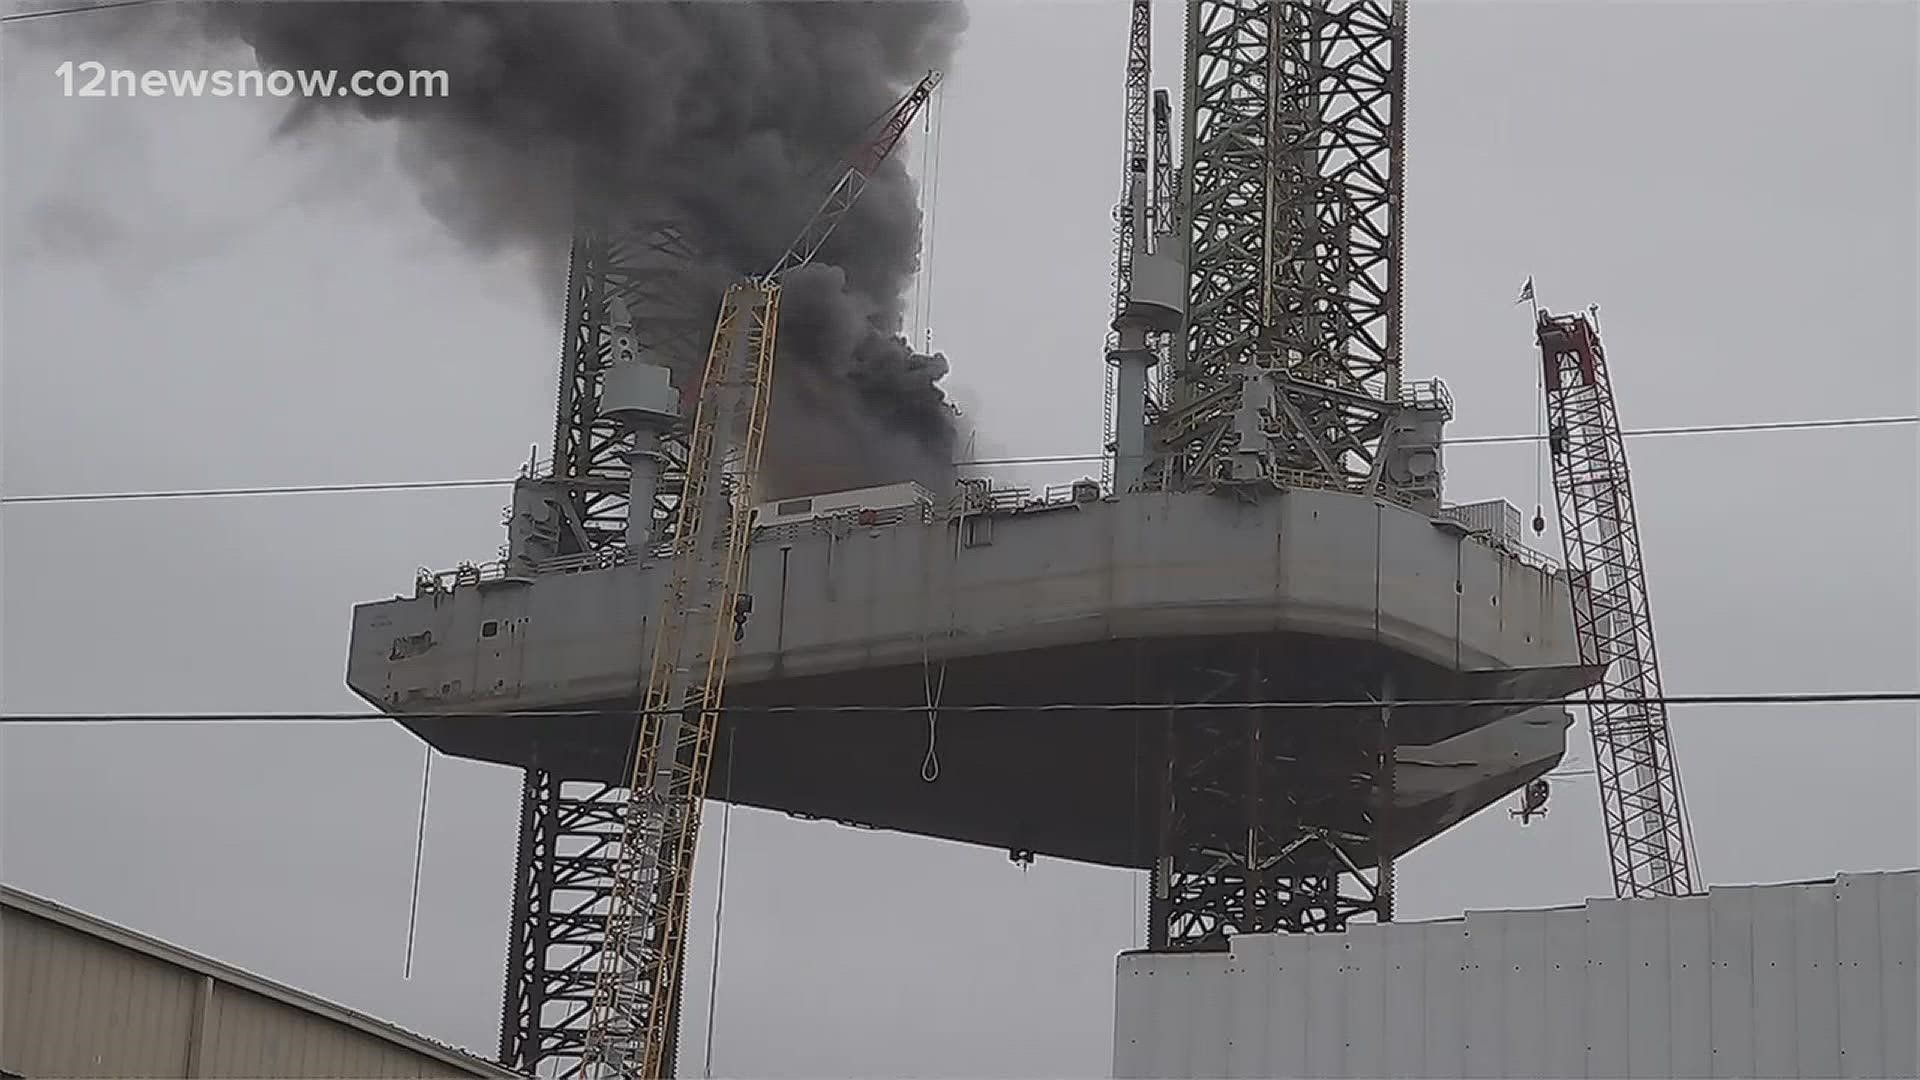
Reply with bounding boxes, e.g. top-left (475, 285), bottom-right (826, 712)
top-left (1, 885), bottom-right (520, 1079)
top-left (1115, 869), bottom-right (1918, 1079)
